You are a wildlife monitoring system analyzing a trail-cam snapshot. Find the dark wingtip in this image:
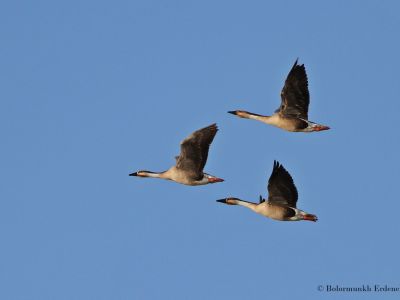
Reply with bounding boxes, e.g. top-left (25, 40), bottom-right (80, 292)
top-left (216, 198), bottom-right (227, 204)
top-left (293, 57), bottom-right (305, 68)
top-left (227, 111), bottom-right (237, 115)
top-left (210, 123), bottom-right (218, 131)
top-left (129, 172), bottom-right (138, 176)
